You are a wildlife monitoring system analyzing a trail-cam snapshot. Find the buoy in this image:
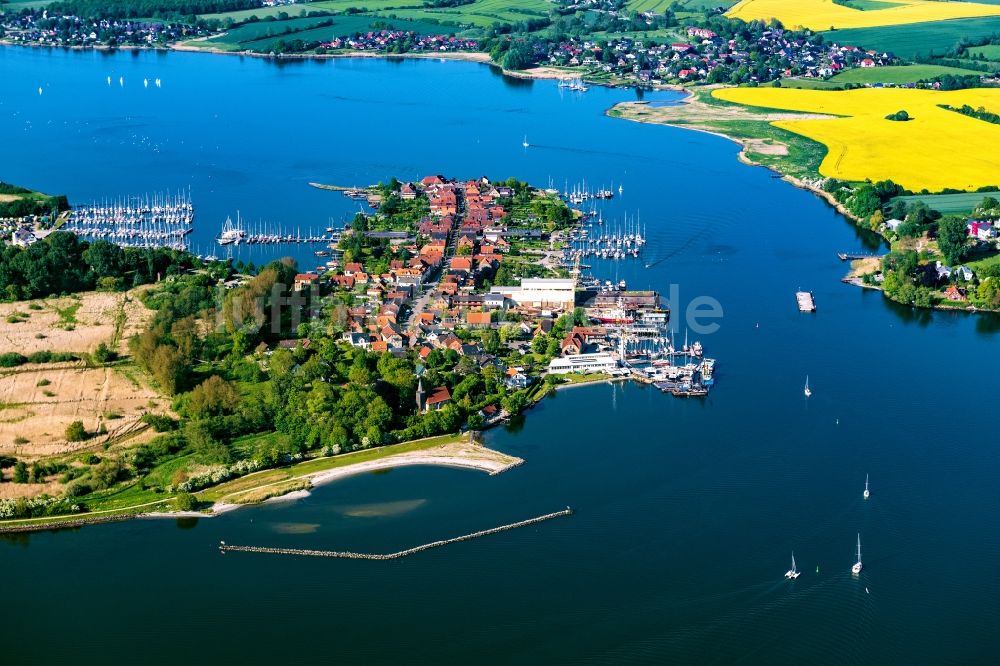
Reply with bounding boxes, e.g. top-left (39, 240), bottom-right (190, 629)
top-left (816, 565), bottom-right (820, 573)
